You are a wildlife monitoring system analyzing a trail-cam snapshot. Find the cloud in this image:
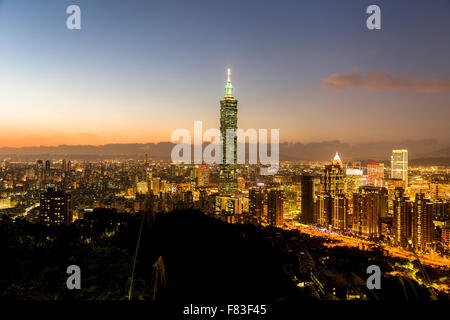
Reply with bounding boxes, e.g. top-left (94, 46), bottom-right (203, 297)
top-left (321, 71), bottom-right (450, 93)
